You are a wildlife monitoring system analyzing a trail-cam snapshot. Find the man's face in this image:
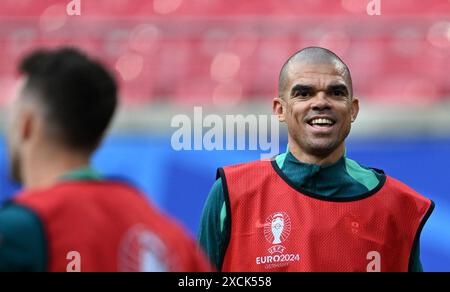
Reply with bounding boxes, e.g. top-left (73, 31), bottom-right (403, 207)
top-left (276, 61), bottom-right (359, 157)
